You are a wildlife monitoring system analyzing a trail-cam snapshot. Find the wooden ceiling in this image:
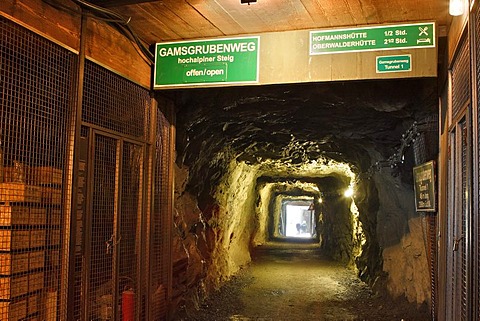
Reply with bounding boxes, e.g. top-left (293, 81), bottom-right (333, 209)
top-left (89, 0), bottom-right (450, 45)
